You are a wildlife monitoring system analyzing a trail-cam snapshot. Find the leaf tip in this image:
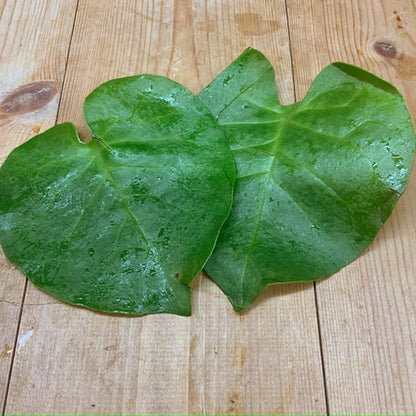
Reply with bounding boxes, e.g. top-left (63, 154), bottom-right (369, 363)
top-left (232, 304), bottom-right (248, 313)
top-left (331, 61), bottom-right (402, 97)
top-left (230, 297), bottom-right (252, 313)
